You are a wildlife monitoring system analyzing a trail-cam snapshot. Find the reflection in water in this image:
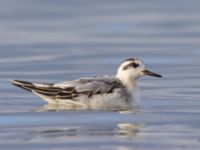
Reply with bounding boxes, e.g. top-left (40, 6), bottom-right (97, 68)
top-left (30, 123), bottom-right (143, 141)
top-left (117, 123), bottom-right (144, 140)
top-left (41, 103), bottom-right (140, 112)
top-left (42, 103), bottom-right (87, 111)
